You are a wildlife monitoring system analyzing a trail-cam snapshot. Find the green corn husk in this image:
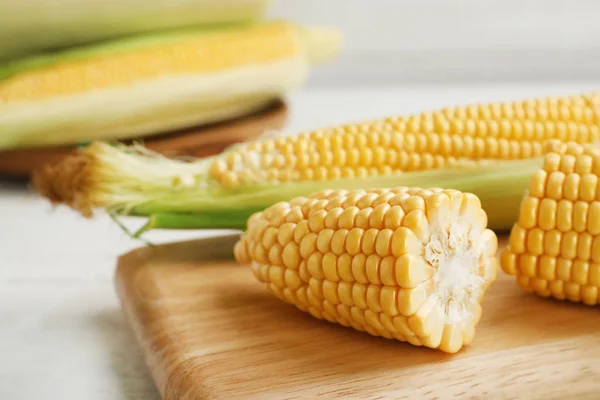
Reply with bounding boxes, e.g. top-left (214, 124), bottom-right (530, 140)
top-left (0, 20), bottom-right (341, 151)
top-left (33, 141), bottom-right (541, 238)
